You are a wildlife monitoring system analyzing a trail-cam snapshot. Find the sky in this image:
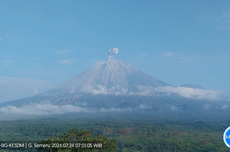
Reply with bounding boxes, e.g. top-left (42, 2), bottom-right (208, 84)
top-left (0, 0), bottom-right (230, 102)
